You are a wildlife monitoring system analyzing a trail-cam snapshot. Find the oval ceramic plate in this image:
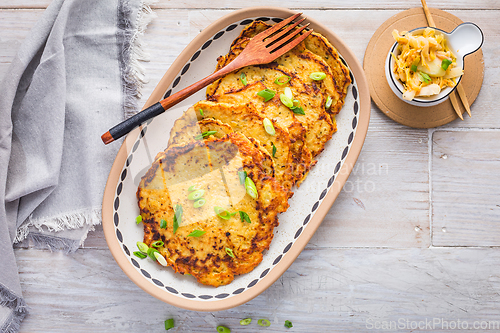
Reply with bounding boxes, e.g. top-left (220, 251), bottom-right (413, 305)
top-left (102, 6), bottom-right (370, 311)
